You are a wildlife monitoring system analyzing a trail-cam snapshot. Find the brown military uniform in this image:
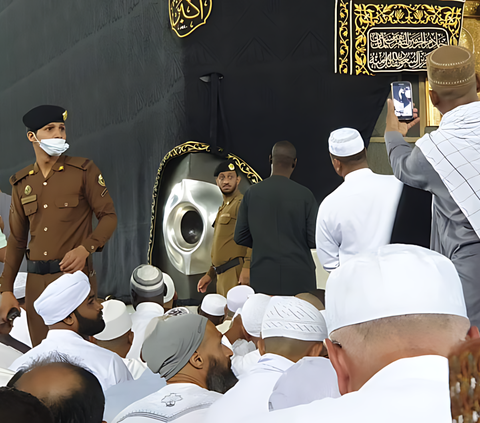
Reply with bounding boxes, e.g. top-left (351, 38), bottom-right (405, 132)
top-left (206, 192), bottom-right (251, 297)
top-left (0, 155), bottom-right (117, 345)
